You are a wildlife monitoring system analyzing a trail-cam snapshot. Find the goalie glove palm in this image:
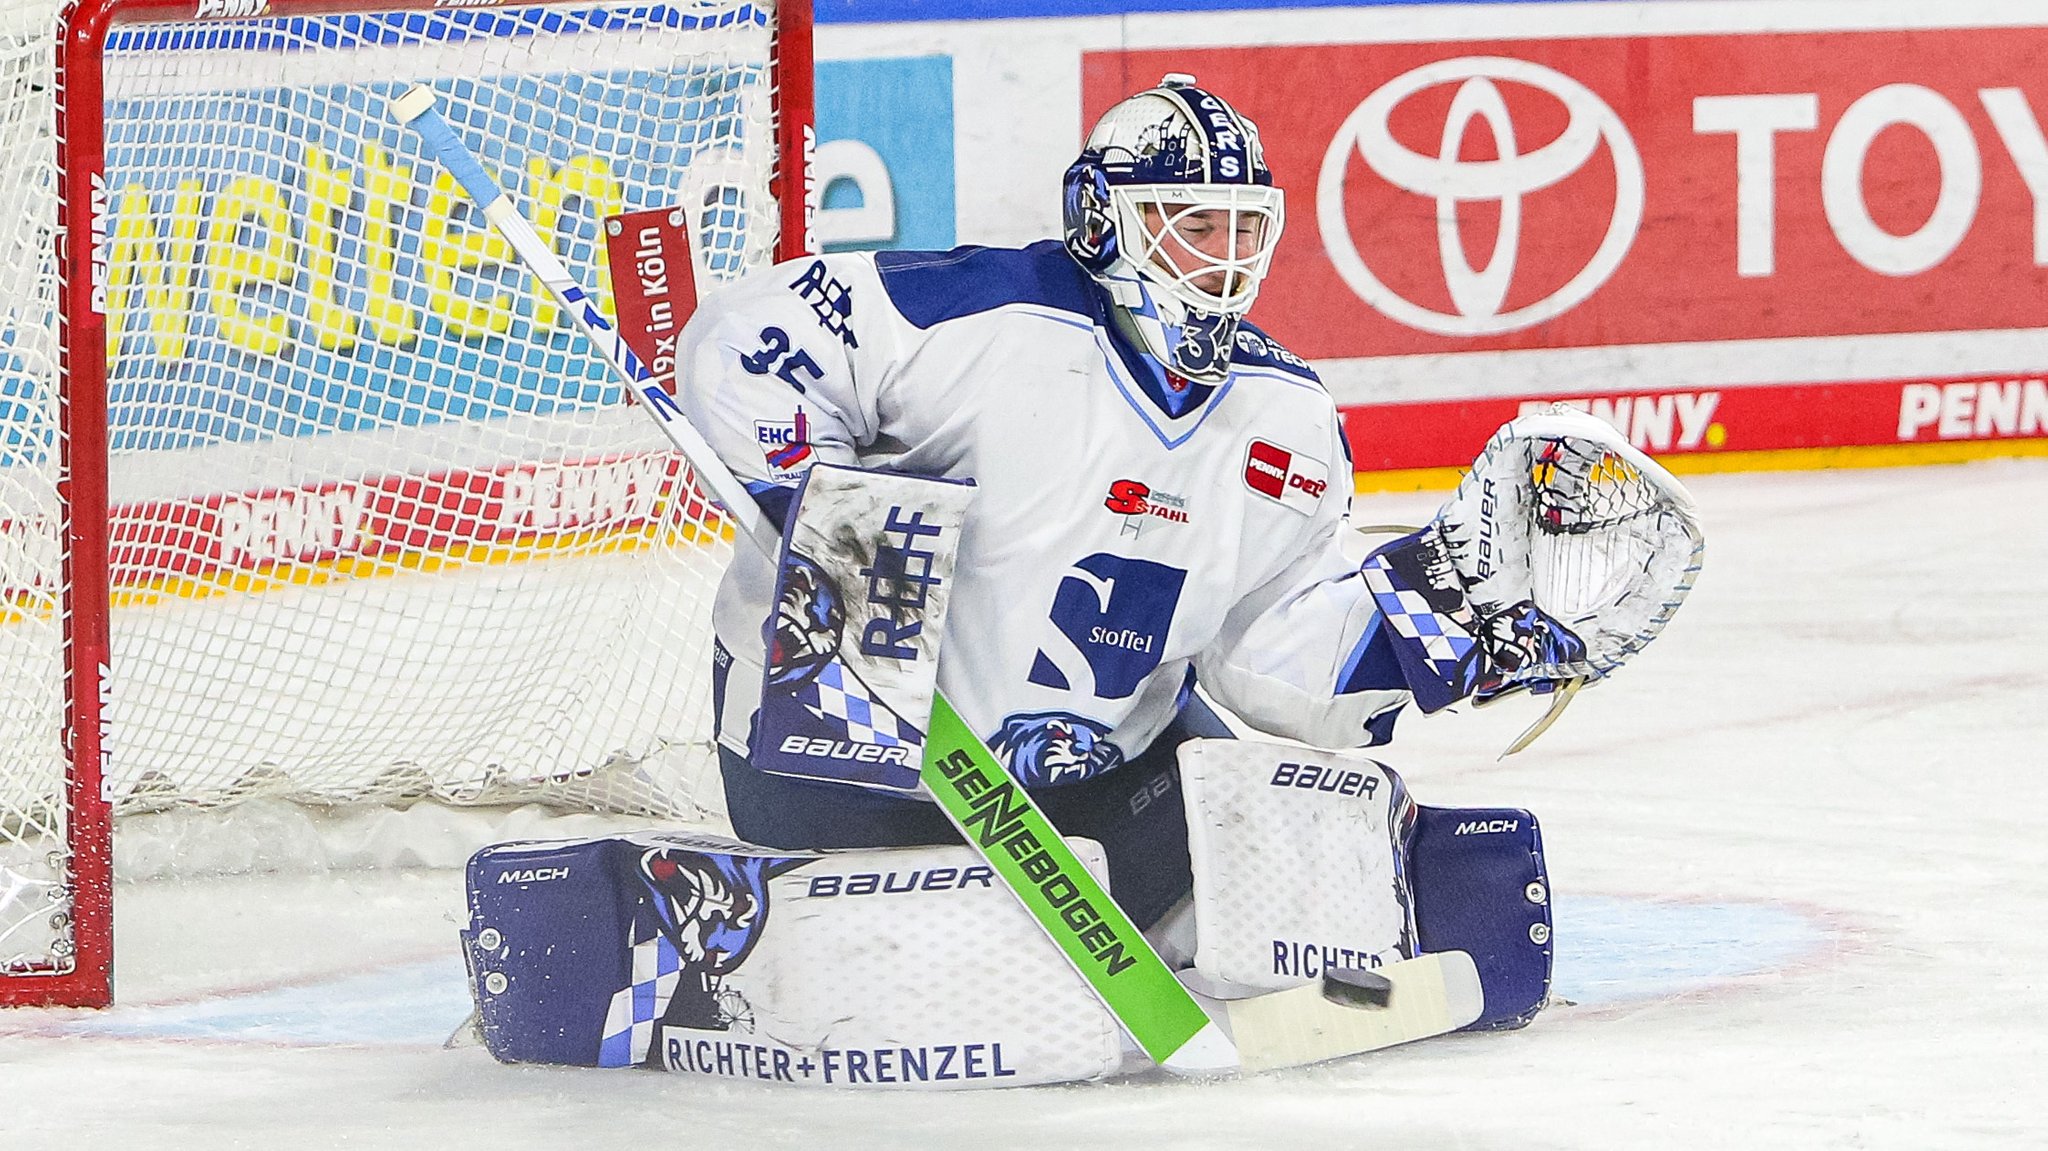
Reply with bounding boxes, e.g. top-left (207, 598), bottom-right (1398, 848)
top-left (1363, 406), bottom-right (1703, 714)
top-left (1434, 428), bottom-right (1584, 701)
